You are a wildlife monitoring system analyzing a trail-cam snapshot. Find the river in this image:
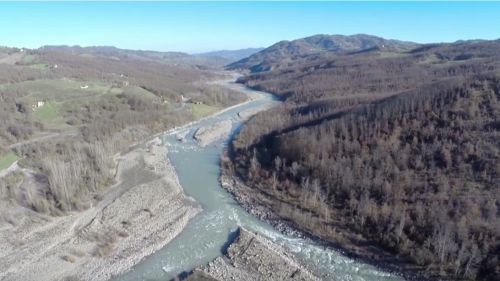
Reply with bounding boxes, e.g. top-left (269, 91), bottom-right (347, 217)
top-left (116, 80), bottom-right (404, 281)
